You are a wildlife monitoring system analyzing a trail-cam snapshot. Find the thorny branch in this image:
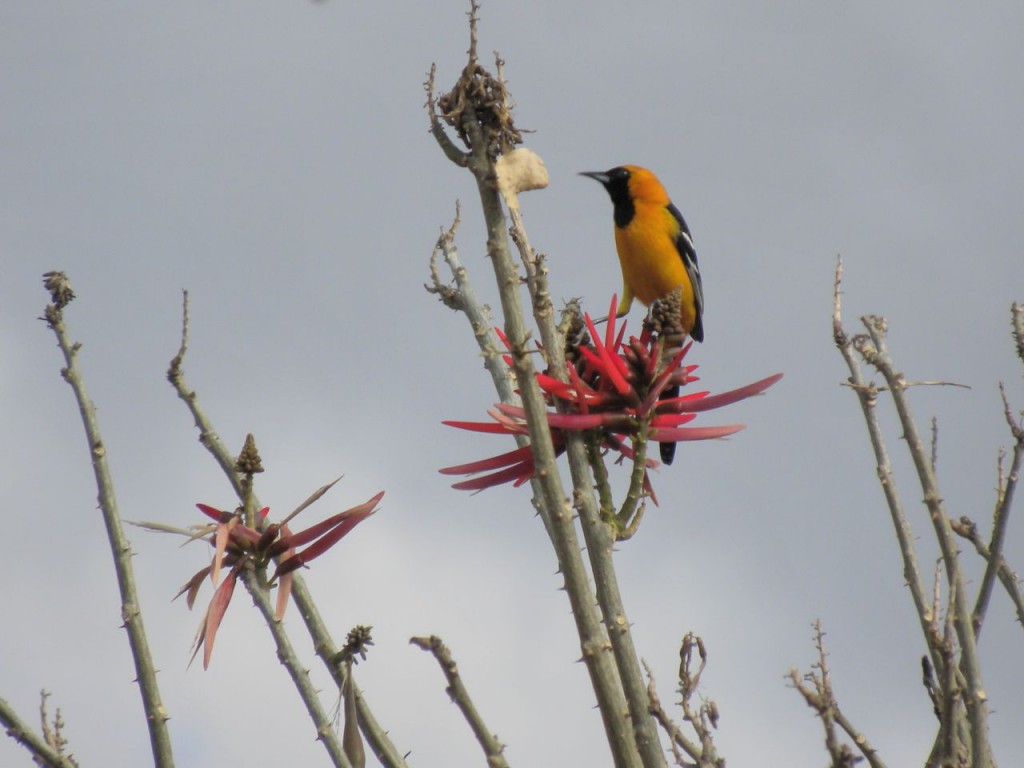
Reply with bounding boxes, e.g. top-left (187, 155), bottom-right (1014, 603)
top-left (644, 662), bottom-right (699, 768)
top-left (969, 377), bottom-right (1024, 637)
top-left (41, 271), bottom-right (175, 768)
top-left (410, 635), bottom-right (509, 768)
top-left (832, 257), bottom-right (941, 676)
top-left (858, 313), bottom-right (991, 767)
top-left (0, 691), bottom-right (79, 768)
top-left (831, 257), bottom-right (1024, 768)
top-left (643, 634), bottom-right (723, 768)
top-left (238, 566), bottom-right (353, 768)
top-left (790, 622), bottom-right (885, 768)
top-left (425, 202), bottom-right (518, 409)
